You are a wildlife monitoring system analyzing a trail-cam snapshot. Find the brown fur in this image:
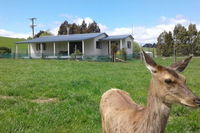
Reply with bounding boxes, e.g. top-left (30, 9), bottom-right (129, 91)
top-left (100, 52), bottom-right (200, 133)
